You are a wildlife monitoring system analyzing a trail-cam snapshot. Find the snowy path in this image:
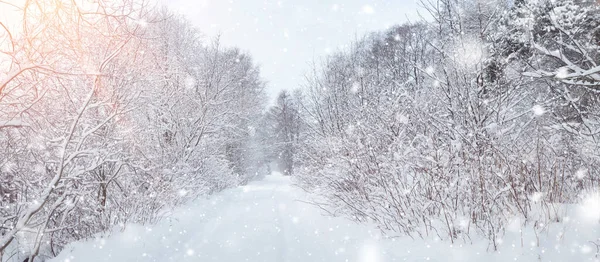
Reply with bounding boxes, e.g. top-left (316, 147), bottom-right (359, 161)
top-left (52, 173), bottom-right (599, 262)
top-left (52, 173), bottom-right (392, 262)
